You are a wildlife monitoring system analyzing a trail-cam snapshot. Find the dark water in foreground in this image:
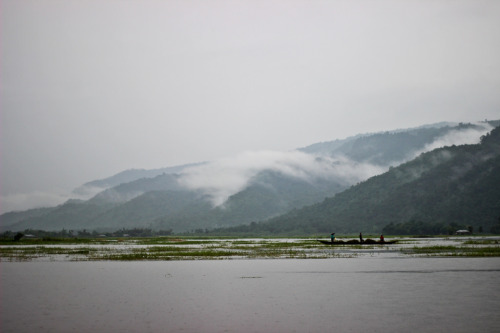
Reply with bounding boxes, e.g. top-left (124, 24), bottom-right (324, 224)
top-left (2, 258), bottom-right (500, 333)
